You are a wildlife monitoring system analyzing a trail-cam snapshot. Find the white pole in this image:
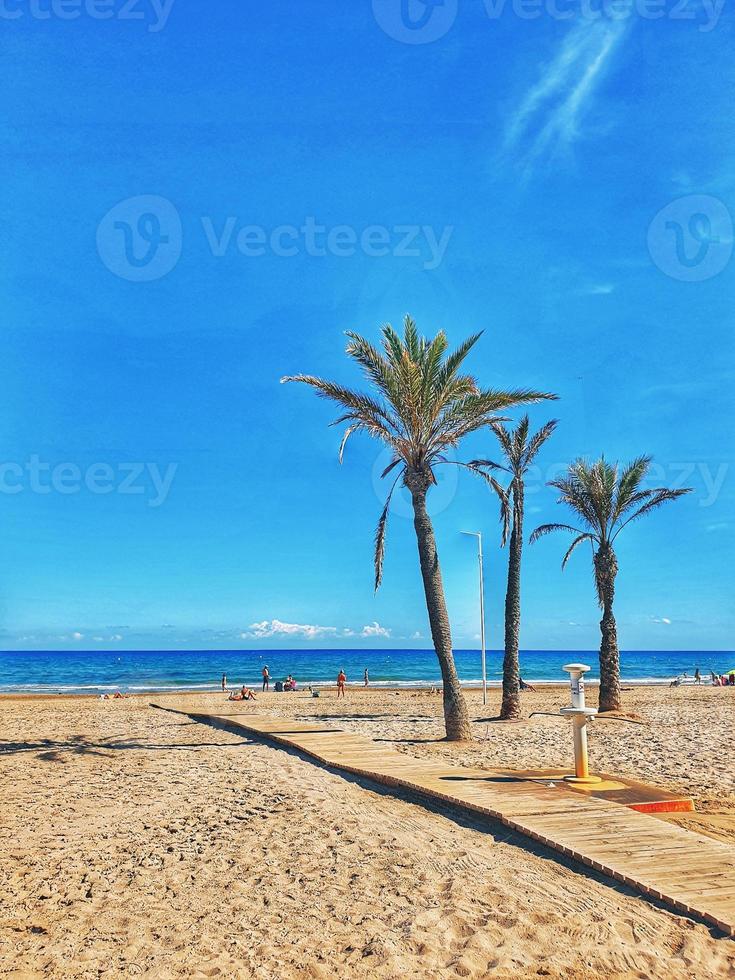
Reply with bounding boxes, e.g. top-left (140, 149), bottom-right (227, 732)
top-left (478, 533), bottom-right (487, 706)
top-left (461, 530), bottom-right (487, 706)
top-left (560, 663), bottom-right (600, 784)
